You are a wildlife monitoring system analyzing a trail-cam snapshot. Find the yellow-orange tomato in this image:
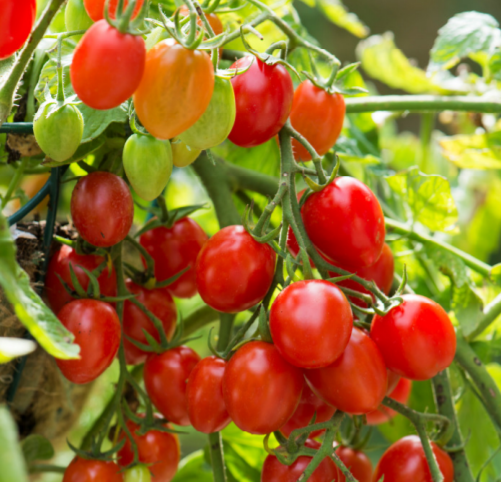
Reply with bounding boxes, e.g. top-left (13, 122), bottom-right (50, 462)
top-left (133, 41), bottom-right (214, 140)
